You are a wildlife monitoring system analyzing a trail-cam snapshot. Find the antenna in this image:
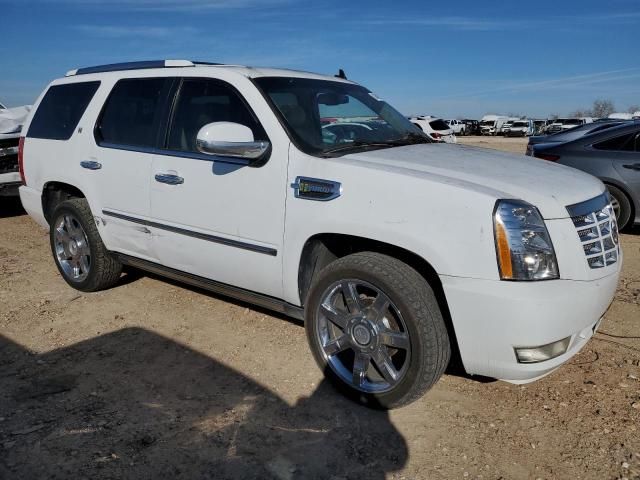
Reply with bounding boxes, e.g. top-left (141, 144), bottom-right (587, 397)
top-left (335, 69), bottom-right (347, 80)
